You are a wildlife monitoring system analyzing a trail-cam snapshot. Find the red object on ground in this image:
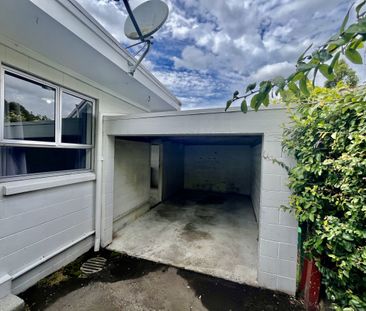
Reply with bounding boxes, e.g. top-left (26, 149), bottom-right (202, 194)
top-left (299, 258), bottom-right (322, 311)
